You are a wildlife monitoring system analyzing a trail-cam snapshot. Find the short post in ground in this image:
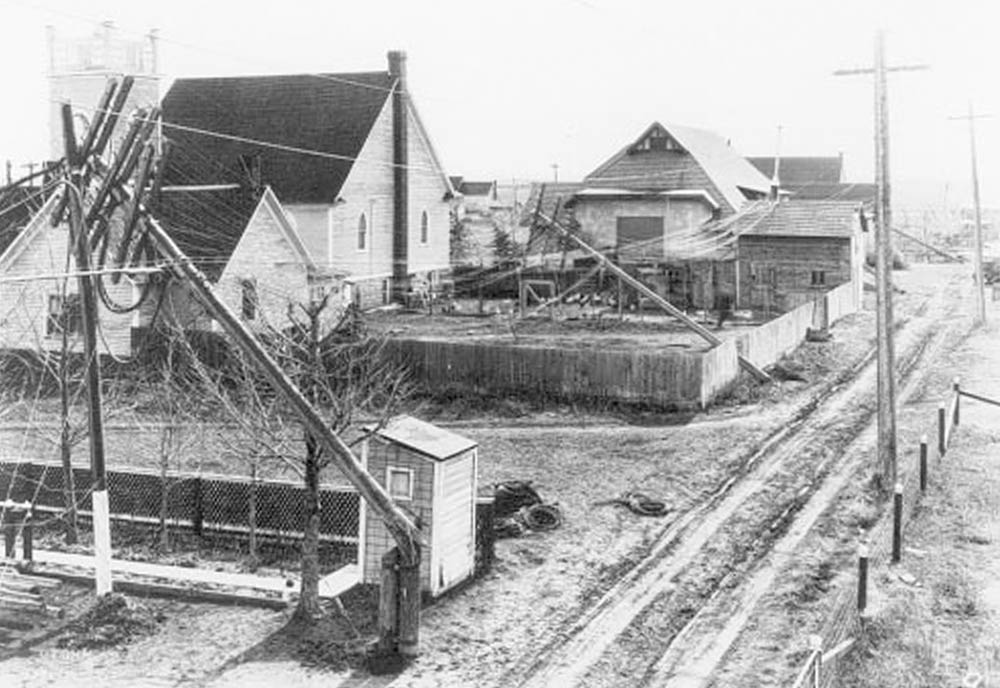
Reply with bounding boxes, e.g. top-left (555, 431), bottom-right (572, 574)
top-left (953, 377), bottom-right (961, 426)
top-left (919, 435), bottom-right (929, 493)
top-left (891, 481), bottom-right (903, 564)
top-left (857, 541), bottom-right (869, 614)
top-left (397, 543), bottom-right (422, 657)
top-left (378, 547), bottom-right (400, 654)
top-left (809, 634), bottom-right (823, 687)
top-left (938, 403), bottom-right (947, 456)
